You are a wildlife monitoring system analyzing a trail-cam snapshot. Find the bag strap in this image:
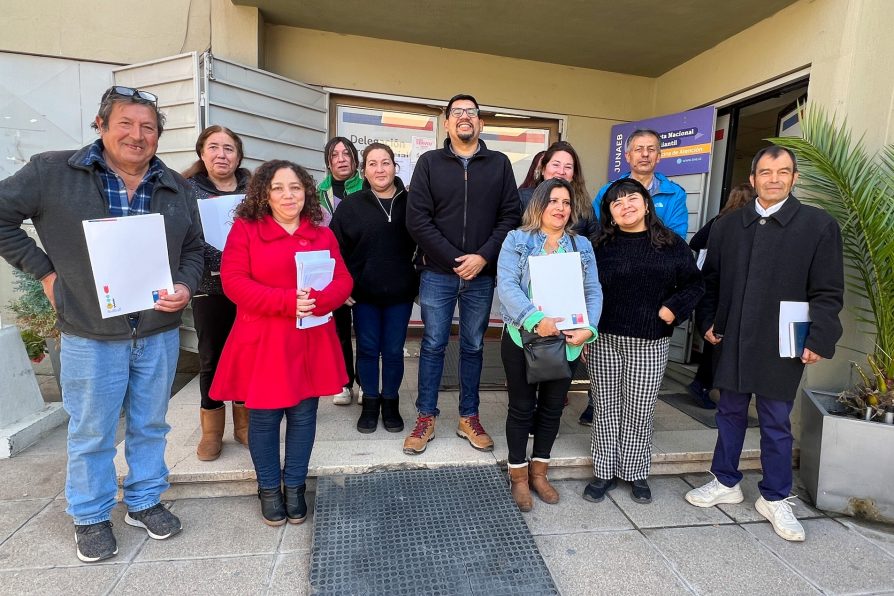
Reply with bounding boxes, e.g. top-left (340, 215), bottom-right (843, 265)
top-left (569, 234), bottom-right (578, 252)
